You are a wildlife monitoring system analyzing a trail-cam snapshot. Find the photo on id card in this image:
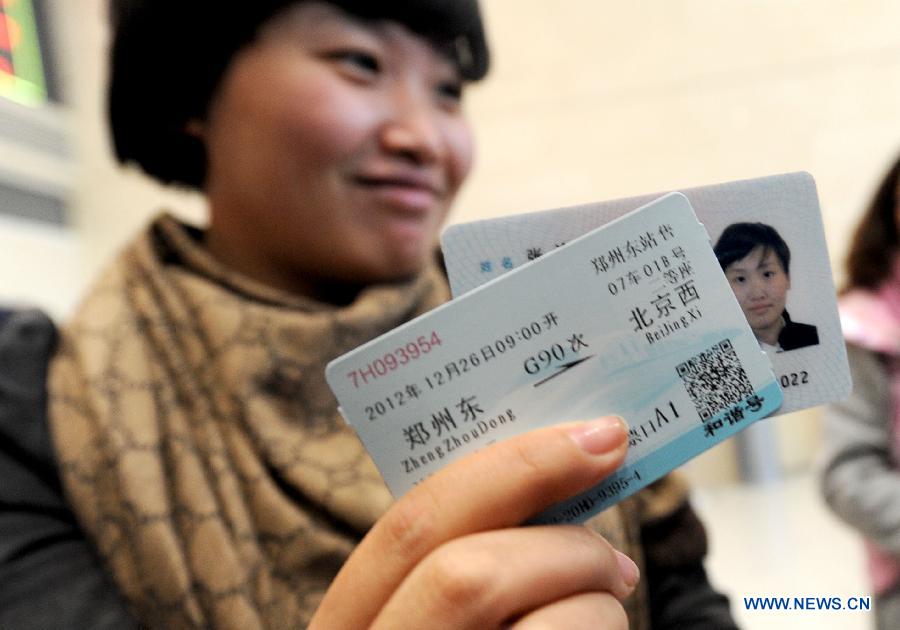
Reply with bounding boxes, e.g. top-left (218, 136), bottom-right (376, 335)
top-left (441, 172), bottom-right (851, 415)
